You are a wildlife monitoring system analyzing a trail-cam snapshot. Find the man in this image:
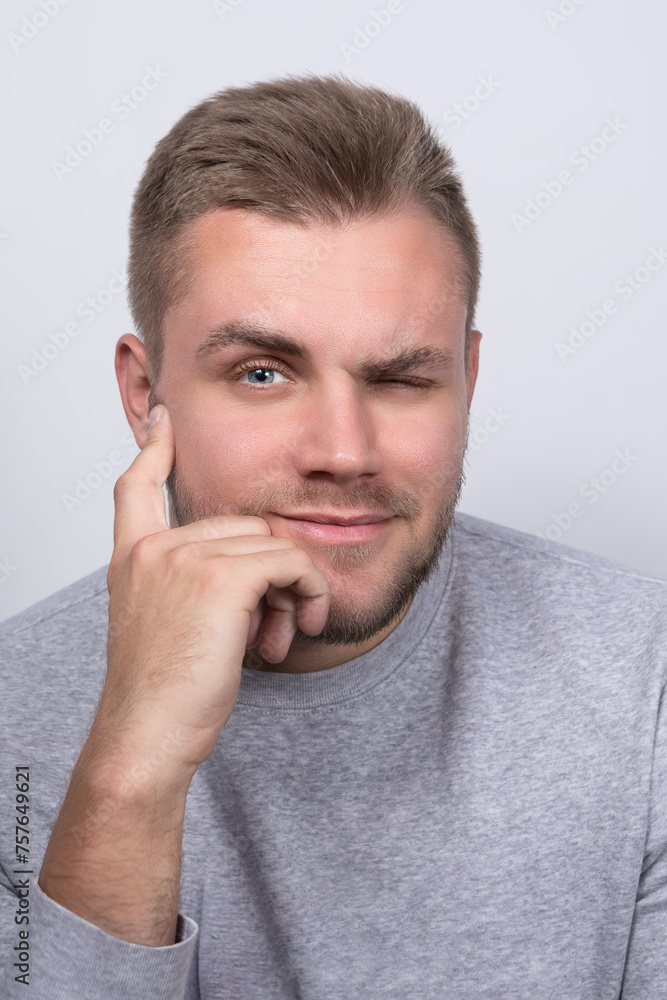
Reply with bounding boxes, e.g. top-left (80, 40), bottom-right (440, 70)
top-left (0, 75), bottom-right (665, 999)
